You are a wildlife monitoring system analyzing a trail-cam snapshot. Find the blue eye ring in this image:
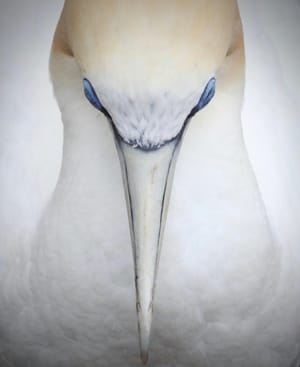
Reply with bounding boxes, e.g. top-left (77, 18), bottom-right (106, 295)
top-left (83, 78), bottom-right (105, 112)
top-left (189, 77), bottom-right (216, 117)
